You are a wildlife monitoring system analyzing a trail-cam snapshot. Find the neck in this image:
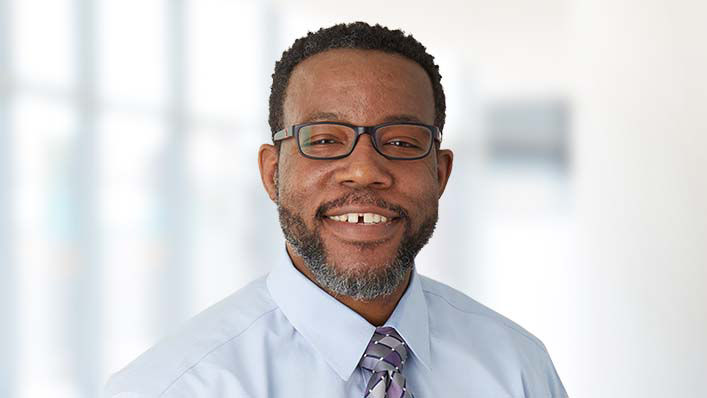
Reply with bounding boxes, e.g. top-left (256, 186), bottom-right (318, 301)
top-left (286, 244), bottom-right (412, 326)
